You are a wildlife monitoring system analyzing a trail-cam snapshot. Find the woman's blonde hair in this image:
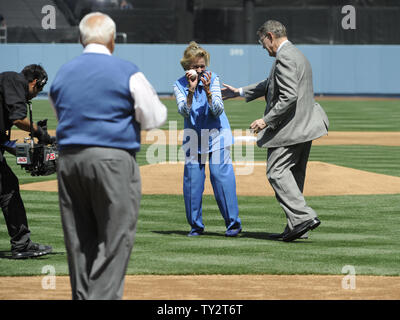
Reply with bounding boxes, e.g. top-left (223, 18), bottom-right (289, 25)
top-left (180, 41), bottom-right (210, 70)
